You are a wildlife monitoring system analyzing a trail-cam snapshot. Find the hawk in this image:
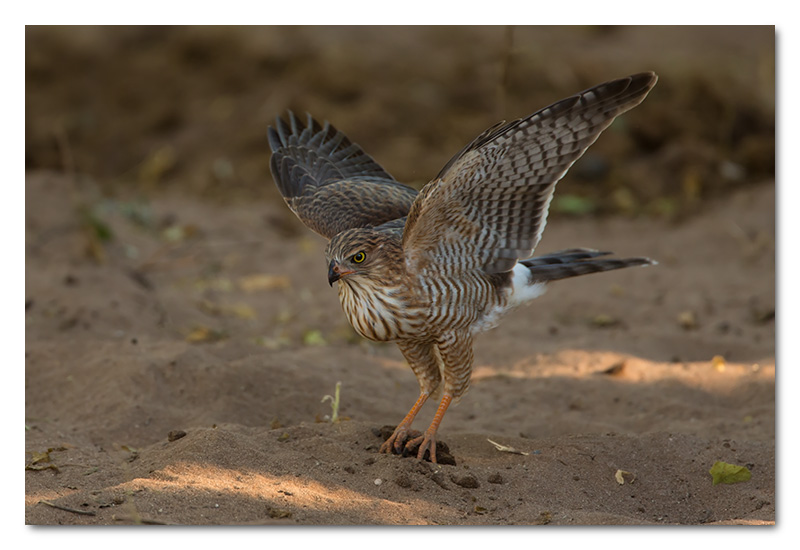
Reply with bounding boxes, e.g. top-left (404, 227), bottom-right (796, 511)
top-left (268, 72), bottom-right (658, 463)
